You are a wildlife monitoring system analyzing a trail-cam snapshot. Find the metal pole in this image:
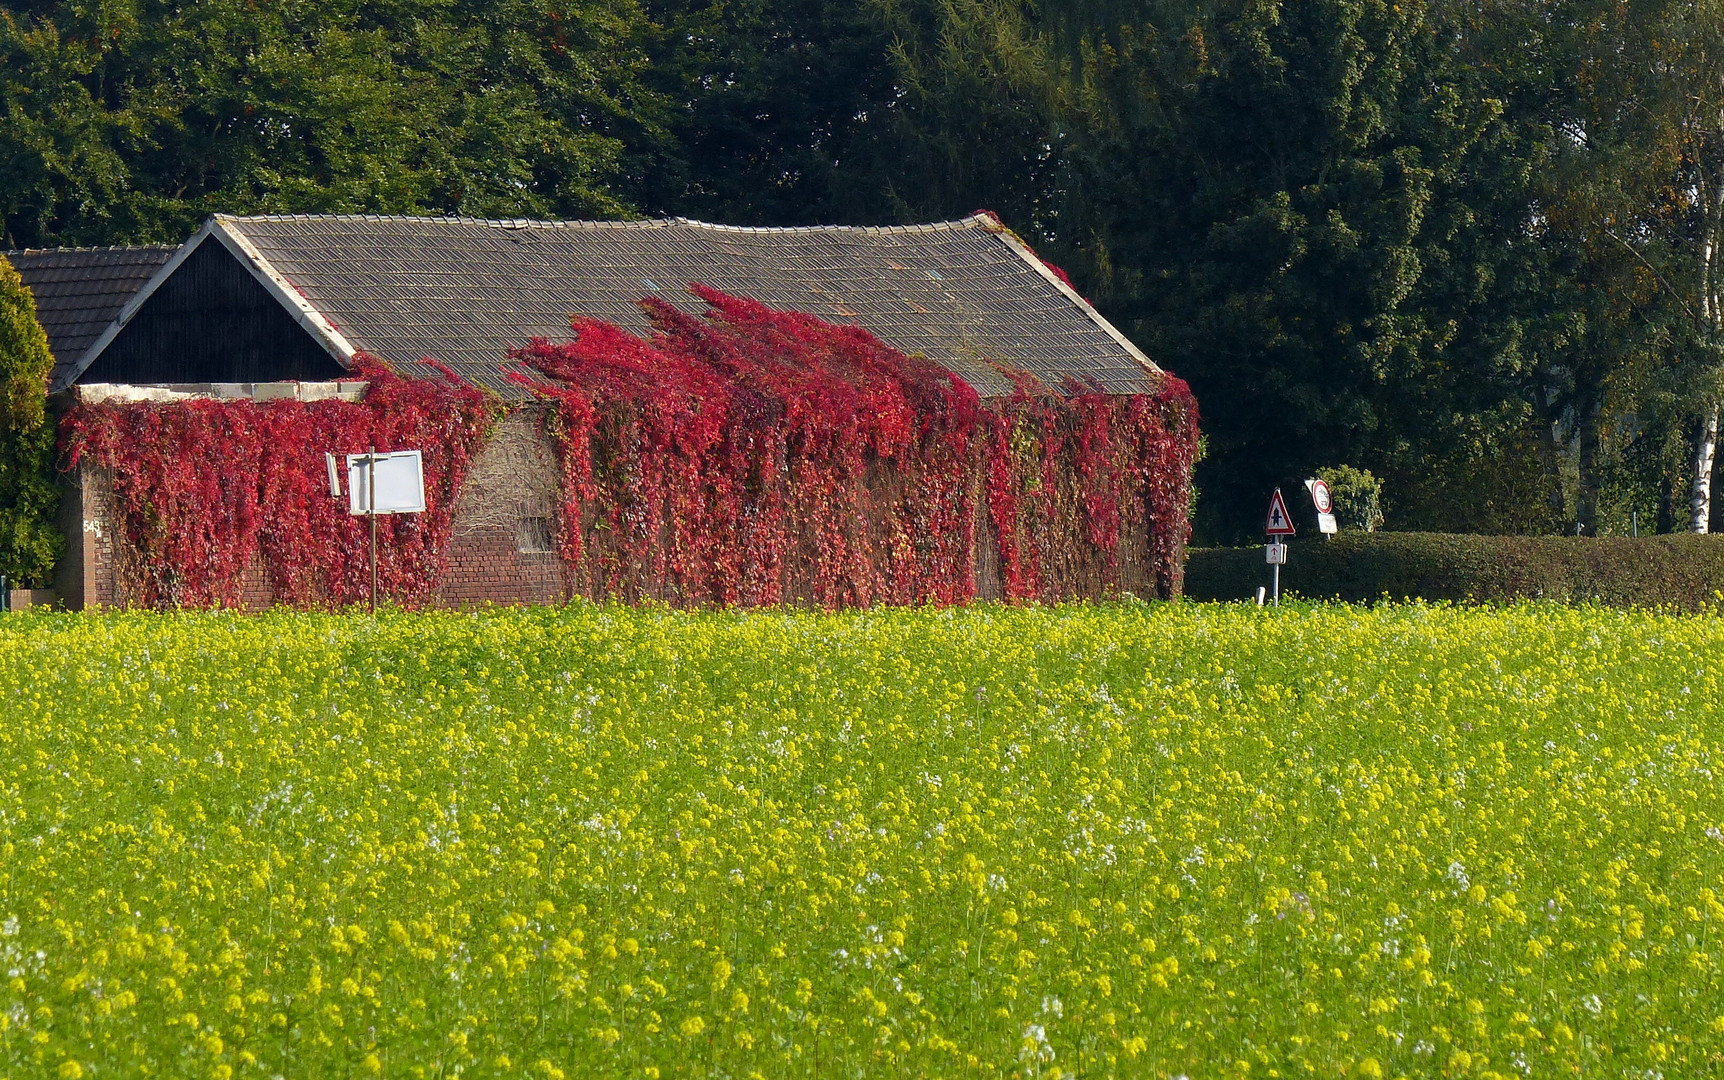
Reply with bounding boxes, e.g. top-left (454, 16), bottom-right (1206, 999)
top-left (368, 445), bottom-right (377, 614)
top-left (1272, 555), bottom-right (1280, 607)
